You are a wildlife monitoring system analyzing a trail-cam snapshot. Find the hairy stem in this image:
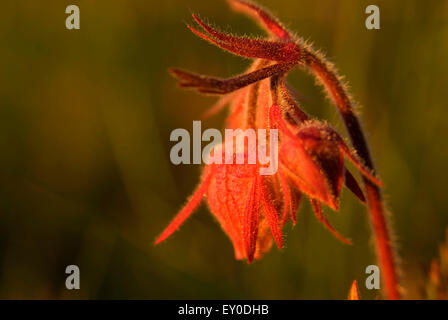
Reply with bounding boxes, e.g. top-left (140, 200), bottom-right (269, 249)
top-left (304, 50), bottom-right (401, 300)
